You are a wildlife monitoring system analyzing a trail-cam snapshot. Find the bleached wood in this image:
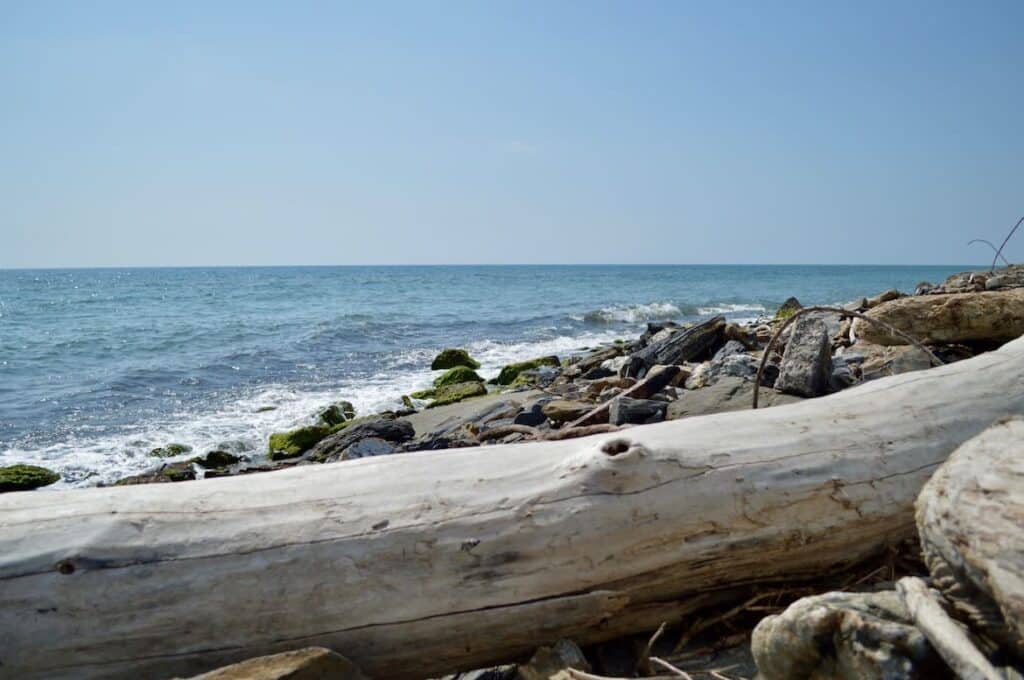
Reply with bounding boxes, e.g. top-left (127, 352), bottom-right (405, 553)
top-left (3, 337), bottom-right (1024, 679)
